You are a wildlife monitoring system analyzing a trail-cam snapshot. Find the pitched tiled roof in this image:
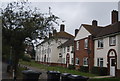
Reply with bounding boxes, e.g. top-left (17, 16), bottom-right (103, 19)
top-left (96, 21), bottom-right (120, 37)
top-left (58, 38), bottom-right (74, 48)
top-left (82, 24), bottom-right (104, 37)
top-left (54, 31), bottom-right (74, 39)
top-left (36, 31), bottom-right (74, 47)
